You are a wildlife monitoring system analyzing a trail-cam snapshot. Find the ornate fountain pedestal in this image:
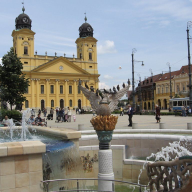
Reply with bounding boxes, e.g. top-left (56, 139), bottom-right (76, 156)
top-left (96, 131), bottom-right (114, 191)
